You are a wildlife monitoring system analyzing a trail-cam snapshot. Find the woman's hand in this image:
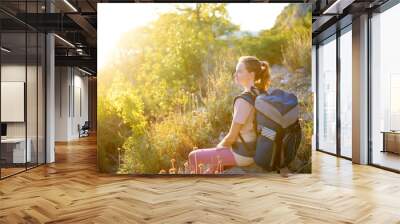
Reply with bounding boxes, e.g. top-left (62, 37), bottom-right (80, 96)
top-left (216, 141), bottom-right (227, 148)
top-left (217, 122), bottom-right (243, 148)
